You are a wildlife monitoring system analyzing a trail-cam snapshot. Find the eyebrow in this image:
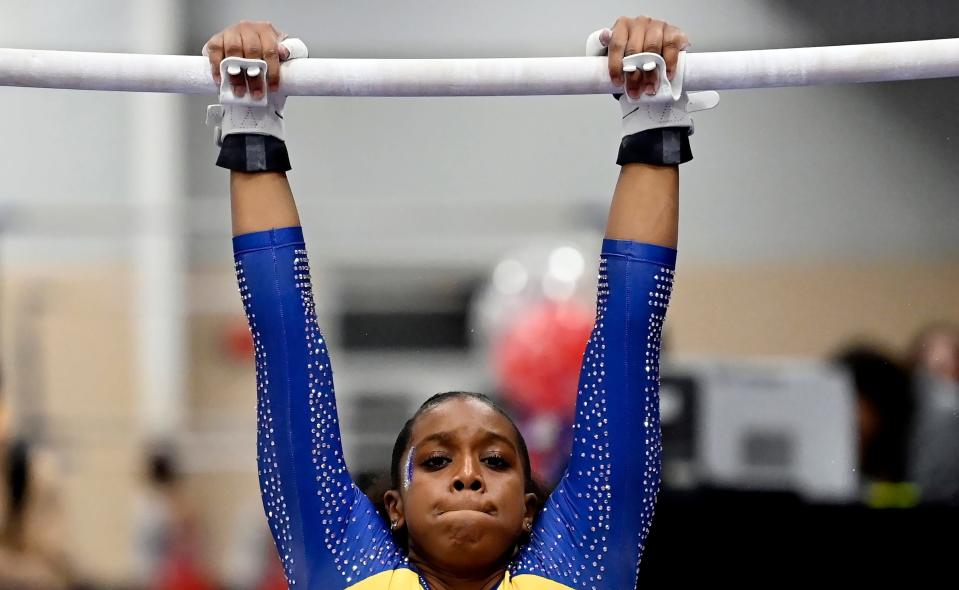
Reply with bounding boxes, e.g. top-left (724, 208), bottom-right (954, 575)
top-left (418, 429), bottom-right (518, 452)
